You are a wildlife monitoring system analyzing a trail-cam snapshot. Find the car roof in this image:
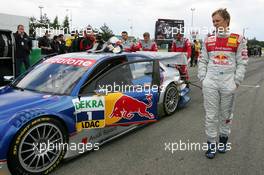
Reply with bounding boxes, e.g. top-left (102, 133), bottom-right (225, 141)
top-left (48, 51), bottom-right (187, 65)
top-left (55, 52), bottom-right (115, 60)
top-left (52, 52), bottom-right (152, 63)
